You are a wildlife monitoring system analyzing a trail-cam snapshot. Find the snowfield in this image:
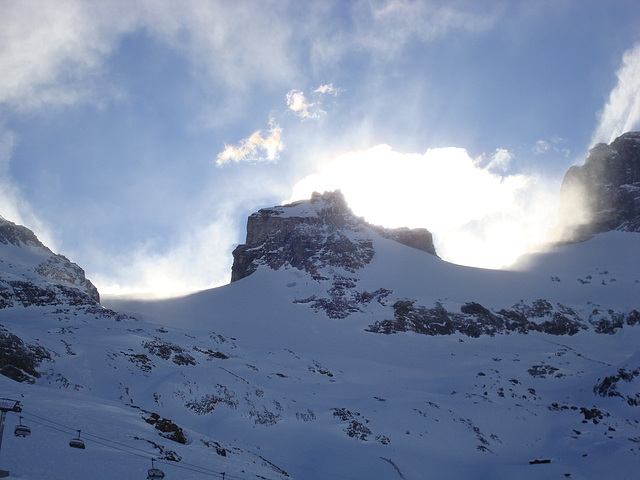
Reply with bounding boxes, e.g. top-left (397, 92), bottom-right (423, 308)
top-left (2, 214), bottom-right (640, 479)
